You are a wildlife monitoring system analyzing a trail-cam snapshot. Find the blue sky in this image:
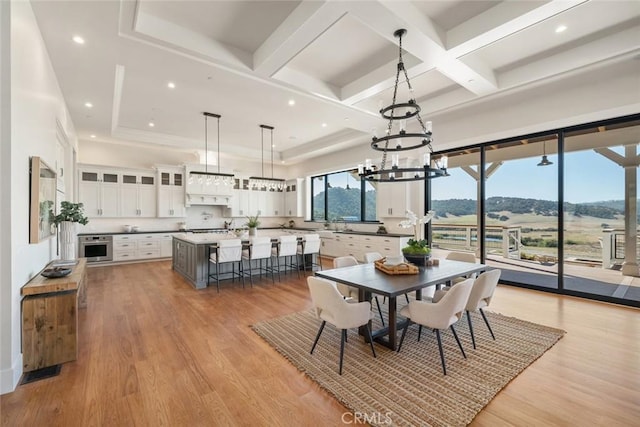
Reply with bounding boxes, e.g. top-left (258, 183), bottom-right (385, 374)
top-left (432, 150), bottom-right (627, 204)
